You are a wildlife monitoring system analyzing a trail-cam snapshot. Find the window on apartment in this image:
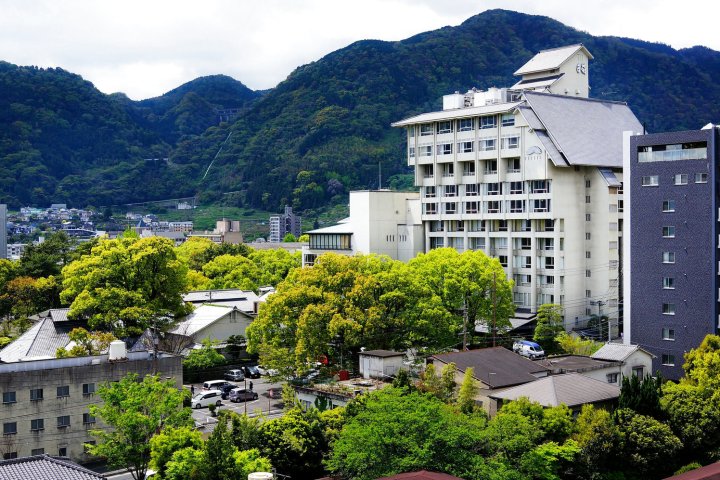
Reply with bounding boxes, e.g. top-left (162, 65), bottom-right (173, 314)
top-left (662, 303), bottom-right (676, 315)
top-left (585, 214), bottom-right (592, 221)
top-left (424, 186), bottom-right (436, 198)
top-left (509, 181), bottom-right (524, 194)
top-left (31, 419), bottom-right (44, 431)
top-left (420, 124), bottom-right (433, 136)
top-left (545, 257), bottom-right (554, 270)
top-left (542, 219), bottom-right (555, 232)
top-left (487, 201), bottom-right (501, 213)
top-left (662, 200), bottom-right (675, 212)
top-left (501, 113), bottom-right (515, 127)
top-left (424, 203), bottom-right (437, 214)
top-left (408, 146), bottom-right (415, 158)
top-left (585, 195), bottom-right (591, 204)
top-left (462, 162), bottom-right (475, 176)
top-left (442, 164), bottom-right (454, 177)
top-left (480, 116), bottom-right (496, 129)
top-left (437, 121), bottom-right (453, 134)
top-left (586, 270), bottom-right (591, 278)
top-left (662, 328), bottom-right (675, 340)
top-left (3, 452), bottom-right (17, 460)
top-left (430, 237), bottom-right (445, 249)
top-left (533, 199), bottom-right (550, 212)
top-left (586, 251), bottom-right (591, 259)
top-left (57, 416), bottom-right (71, 428)
top-left (585, 289), bottom-right (592, 298)
top-left (696, 172), bottom-right (708, 183)
top-left (498, 255), bottom-right (508, 267)
top-left (459, 141), bottom-right (474, 153)
top-left (465, 201), bottom-right (479, 214)
top-left (641, 175), bottom-right (659, 186)
top-left (585, 179), bottom-right (591, 188)
top-left (662, 226), bottom-right (675, 238)
top-left (544, 275), bottom-right (555, 285)
top-left (31, 448), bottom-right (45, 456)
top-left (507, 157), bottom-right (521, 173)
top-left (423, 165), bottom-right (434, 178)
top-left (2, 392), bottom-right (16, 404)
top-left (663, 251), bottom-right (676, 263)
top-left (3, 422), bottom-right (17, 435)
top-left (662, 354), bottom-right (675, 366)
top-left (663, 277), bottom-right (675, 289)
top-left (478, 138), bottom-right (496, 152)
top-left (83, 413), bottom-right (96, 425)
top-left (585, 232), bottom-right (591, 240)
top-left (519, 238), bottom-right (531, 250)
top-left (674, 174), bottom-right (688, 185)
top-left (509, 200), bottom-right (525, 213)
top-left (408, 126), bottom-right (416, 138)
top-left (444, 185), bottom-right (457, 197)
top-left (519, 220), bottom-right (532, 232)
top-left (458, 118), bottom-right (474, 131)
top-left (606, 373), bottom-right (619, 384)
top-left (439, 143), bottom-right (452, 155)
top-left (58, 447), bottom-right (67, 457)
top-left (501, 136), bottom-right (519, 149)
top-left (444, 202), bottom-right (457, 214)
top-left (531, 180), bottom-right (550, 193)
top-left (485, 160), bottom-right (498, 175)
top-left (82, 383), bottom-right (95, 396)
top-left (486, 183), bottom-right (501, 195)
top-left (420, 145), bottom-right (432, 157)
top-left (57, 386), bottom-right (70, 398)
top-left (30, 388), bottom-right (43, 401)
